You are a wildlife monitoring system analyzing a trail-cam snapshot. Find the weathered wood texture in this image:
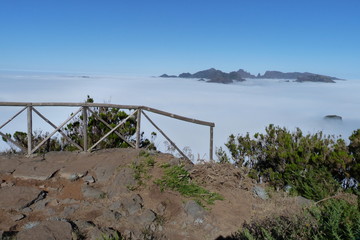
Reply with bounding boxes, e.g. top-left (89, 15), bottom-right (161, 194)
top-left (27, 106), bottom-right (32, 155)
top-left (210, 126), bottom-right (214, 161)
top-left (0, 102), bottom-right (215, 160)
top-left (82, 107), bottom-right (88, 151)
top-left (136, 109), bottom-right (142, 149)
top-left (0, 102), bottom-right (215, 127)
